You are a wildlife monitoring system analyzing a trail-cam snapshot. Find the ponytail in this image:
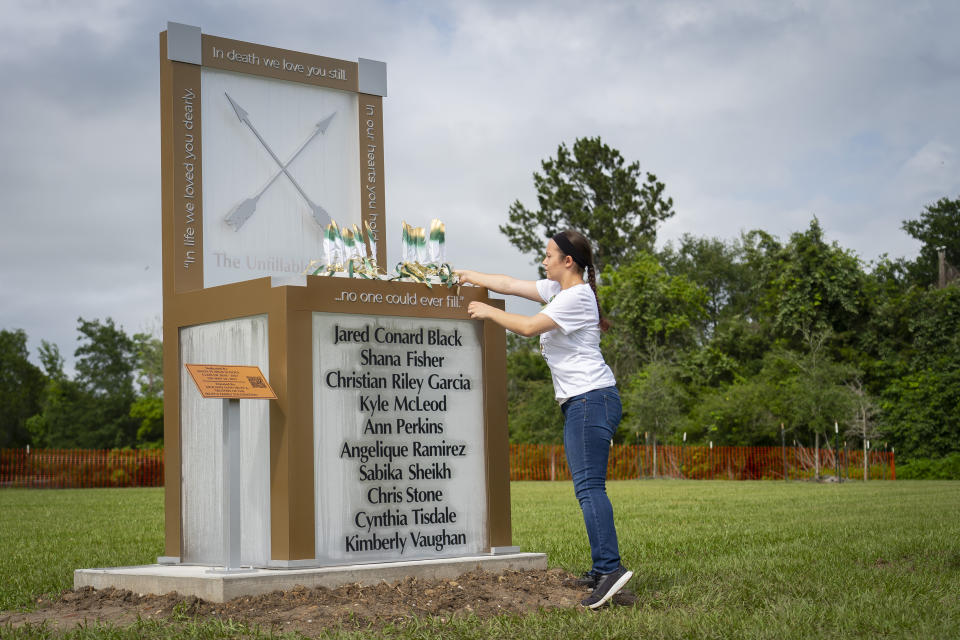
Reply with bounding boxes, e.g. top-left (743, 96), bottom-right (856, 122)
top-left (586, 264), bottom-right (611, 332)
